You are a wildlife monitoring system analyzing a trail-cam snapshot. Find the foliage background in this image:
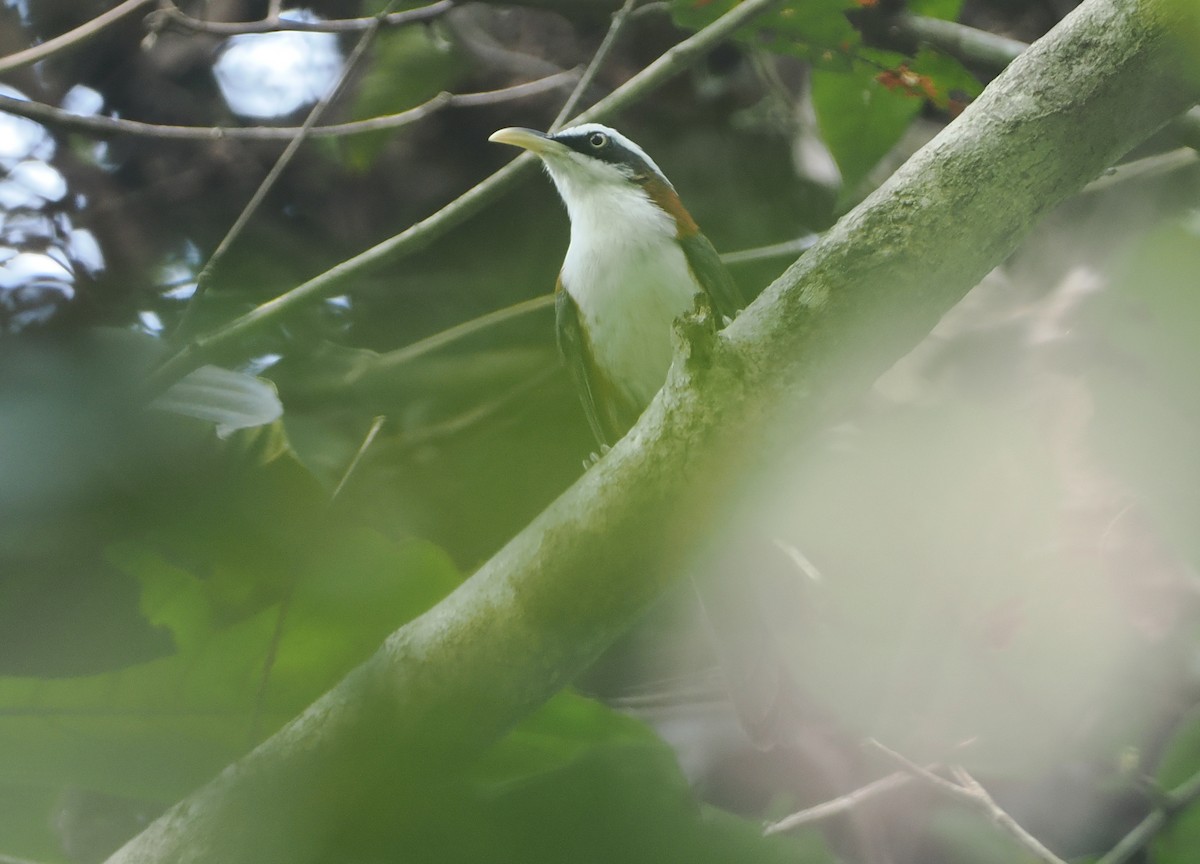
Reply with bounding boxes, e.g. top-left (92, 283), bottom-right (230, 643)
top-left (0, 0), bottom-right (1198, 862)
